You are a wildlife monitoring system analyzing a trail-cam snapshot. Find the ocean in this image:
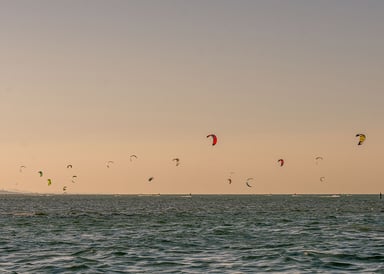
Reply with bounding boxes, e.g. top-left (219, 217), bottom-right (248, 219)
top-left (0, 194), bottom-right (383, 273)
